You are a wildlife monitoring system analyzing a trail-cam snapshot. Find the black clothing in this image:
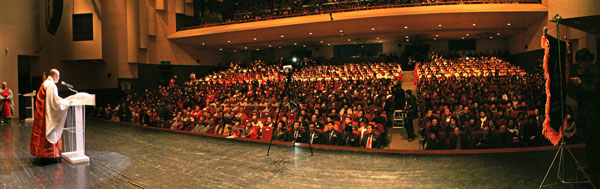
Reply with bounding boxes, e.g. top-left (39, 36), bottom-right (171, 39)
top-left (575, 63), bottom-right (600, 176)
top-left (474, 133), bottom-right (493, 149)
top-left (274, 129), bottom-right (289, 141)
top-left (405, 95), bottom-right (417, 139)
top-left (371, 114), bottom-right (386, 126)
top-left (360, 133), bottom-right (381, 149)
top-left (290, 129), bottom-right (306, 143)
top-left (312, 121), bottom-right (324, 130)
top-left (425, 137), bottom-right (443, 150)
top-left (494, 132), bottom-right (514, 148)
top-left (355, 116), bottom-right (369, 126)
top-left (448, 133), bottom-right (470, 149)
top-left (322, 130), bottom-right (341, 145)
top-left (341, 132), bottom-right (360, 147)
top-left (393, 84), bottom-right (406, 110)
top-left (305, 130), bottom-right (322, 144)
